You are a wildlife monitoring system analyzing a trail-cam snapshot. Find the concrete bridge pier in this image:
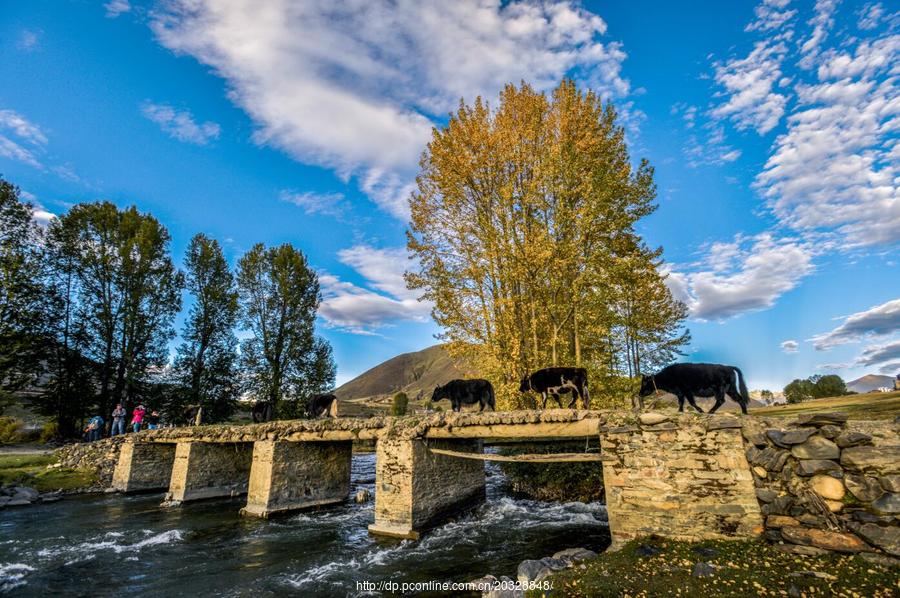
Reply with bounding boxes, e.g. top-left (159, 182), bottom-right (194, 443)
top-left (163, 441), bottom-right (253, 505)
top-left (241, 440), bottom-right (352, 518)
top-left (368, 437), bottom-right (486, 539)
top-left (112, 441), bottom-right (176, 493)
